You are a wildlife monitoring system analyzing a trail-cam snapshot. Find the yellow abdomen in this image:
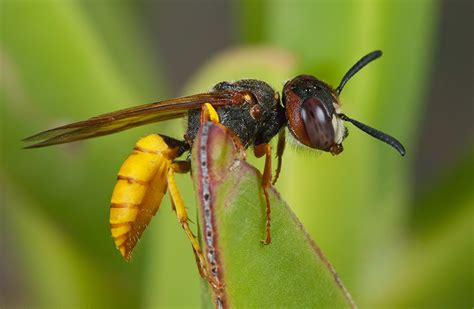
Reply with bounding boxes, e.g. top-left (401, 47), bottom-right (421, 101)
top-left (110, 134), bottom-right (178, 260)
